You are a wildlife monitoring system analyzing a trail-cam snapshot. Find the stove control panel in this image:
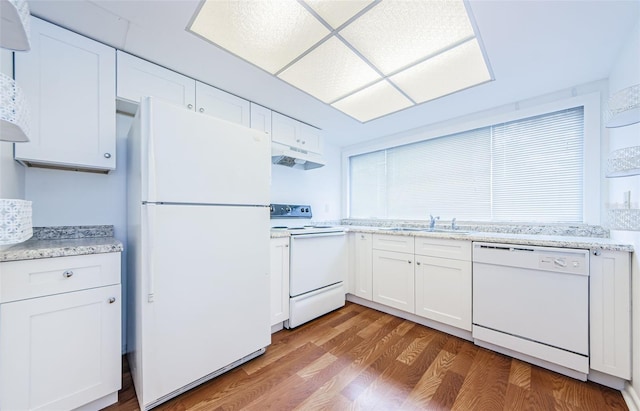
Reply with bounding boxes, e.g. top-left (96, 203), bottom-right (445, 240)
top-left (270, 204), bottom-right (312, 218)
